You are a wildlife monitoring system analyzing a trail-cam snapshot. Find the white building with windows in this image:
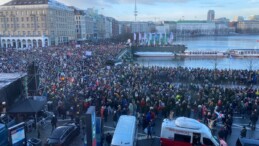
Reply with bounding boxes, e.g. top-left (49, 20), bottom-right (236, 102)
top-left (176, 21), bottom-right (216, 36)
top-left (131, 22), bottom-right (149, 33)
top-left (0, 0), bottom-right (76, 48)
